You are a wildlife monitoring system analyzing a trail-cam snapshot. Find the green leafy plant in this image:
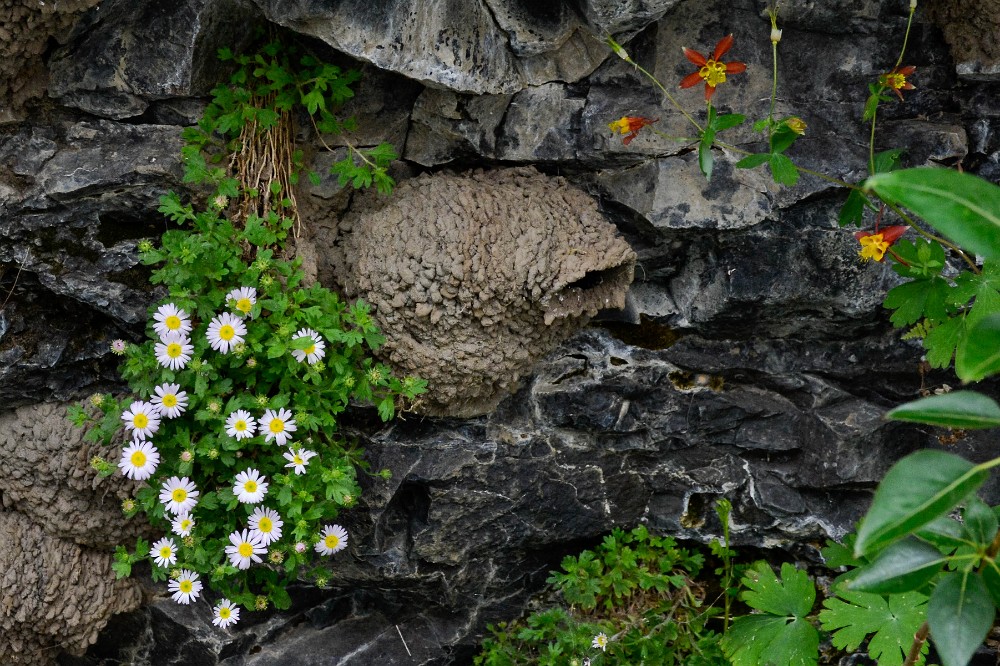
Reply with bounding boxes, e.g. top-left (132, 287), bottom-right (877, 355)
top-left (474, 525), bottom-right (730, 666)
top-left (68, 34), bottom-right (424, 623)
